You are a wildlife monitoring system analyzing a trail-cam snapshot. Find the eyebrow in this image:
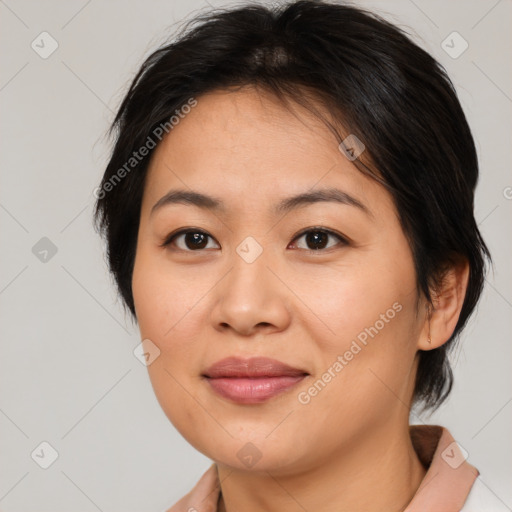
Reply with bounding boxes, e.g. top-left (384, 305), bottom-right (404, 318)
top-left (150, 187), bottom-right (372, 218)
